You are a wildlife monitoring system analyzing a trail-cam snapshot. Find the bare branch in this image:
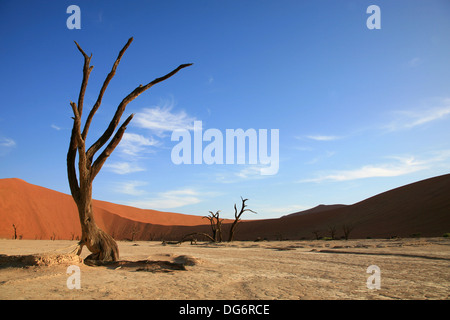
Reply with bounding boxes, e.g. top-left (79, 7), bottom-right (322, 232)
top-left (74, 41), bottom-right (90, 59)
top-left (82, 37), bottom-right (134, 140)
top-left (234, 197), bottom-right (256, 220)
top-left (73, 41), bottom-right (93, 116)
top-left (86, 63), bottom-right (193, 161)
top-left (90, 113), bottom-right (134, 181)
